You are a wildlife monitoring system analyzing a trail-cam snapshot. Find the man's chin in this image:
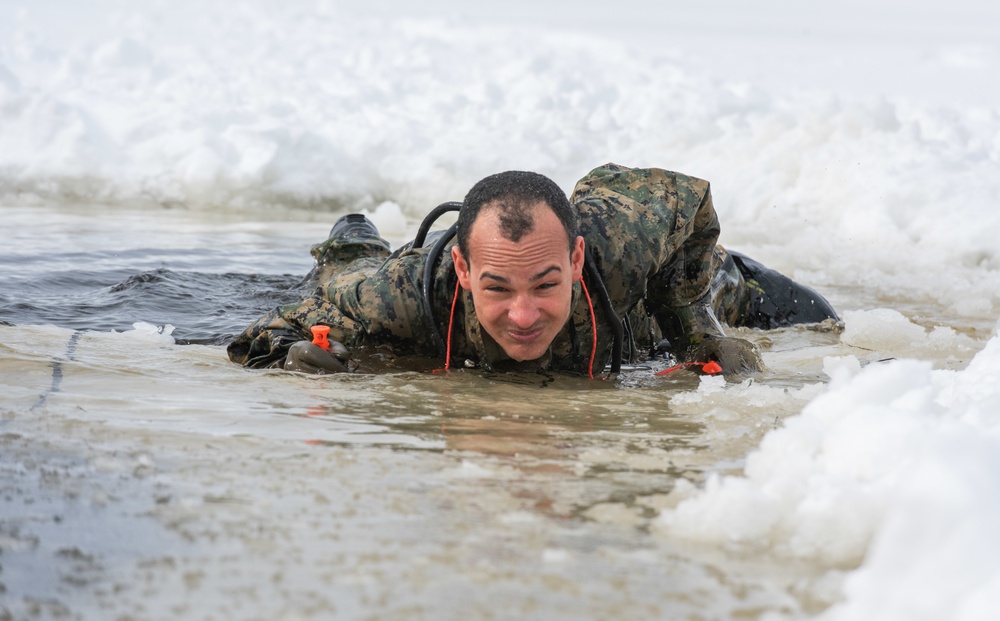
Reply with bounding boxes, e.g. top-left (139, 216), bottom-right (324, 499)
top-left (501, 341), bottom-right (549, 362)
